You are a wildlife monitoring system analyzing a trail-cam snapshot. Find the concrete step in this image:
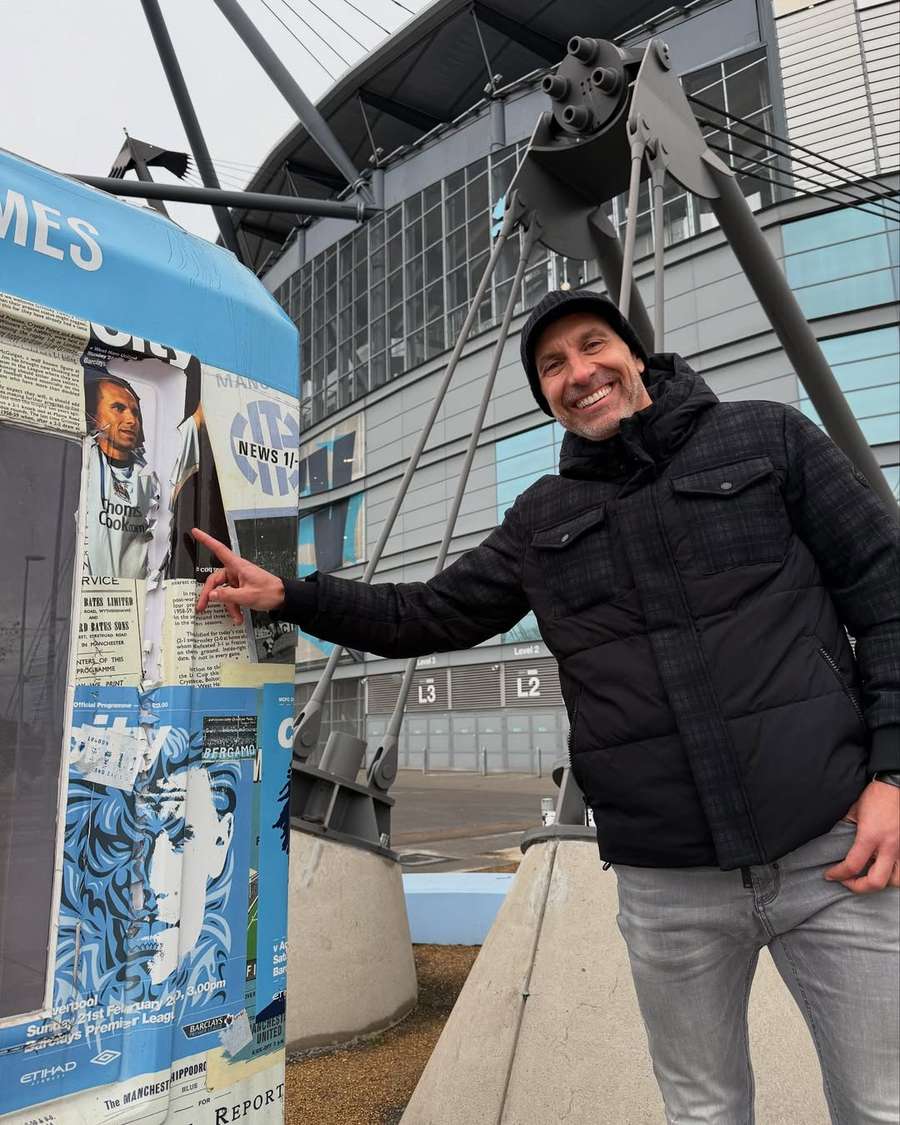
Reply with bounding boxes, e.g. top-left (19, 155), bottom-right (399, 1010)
top-left (401, 839), bottom-right (828, 1125)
